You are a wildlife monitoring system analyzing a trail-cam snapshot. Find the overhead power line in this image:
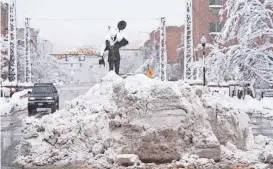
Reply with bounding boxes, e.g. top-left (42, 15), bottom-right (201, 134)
top-left (31, 18), bottom-right (160, 21)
